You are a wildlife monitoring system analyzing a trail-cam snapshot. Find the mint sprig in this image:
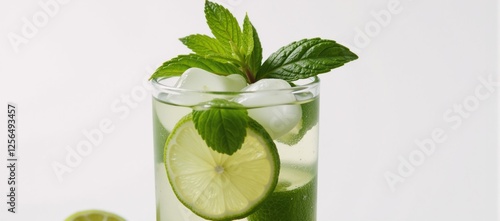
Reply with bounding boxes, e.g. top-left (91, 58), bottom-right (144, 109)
top-left (192, 99), bottom-right (249, 155)
top-left (151, 0), bottom-right (358, 155)
top-left (151, 1), bottom-right (356, 83)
